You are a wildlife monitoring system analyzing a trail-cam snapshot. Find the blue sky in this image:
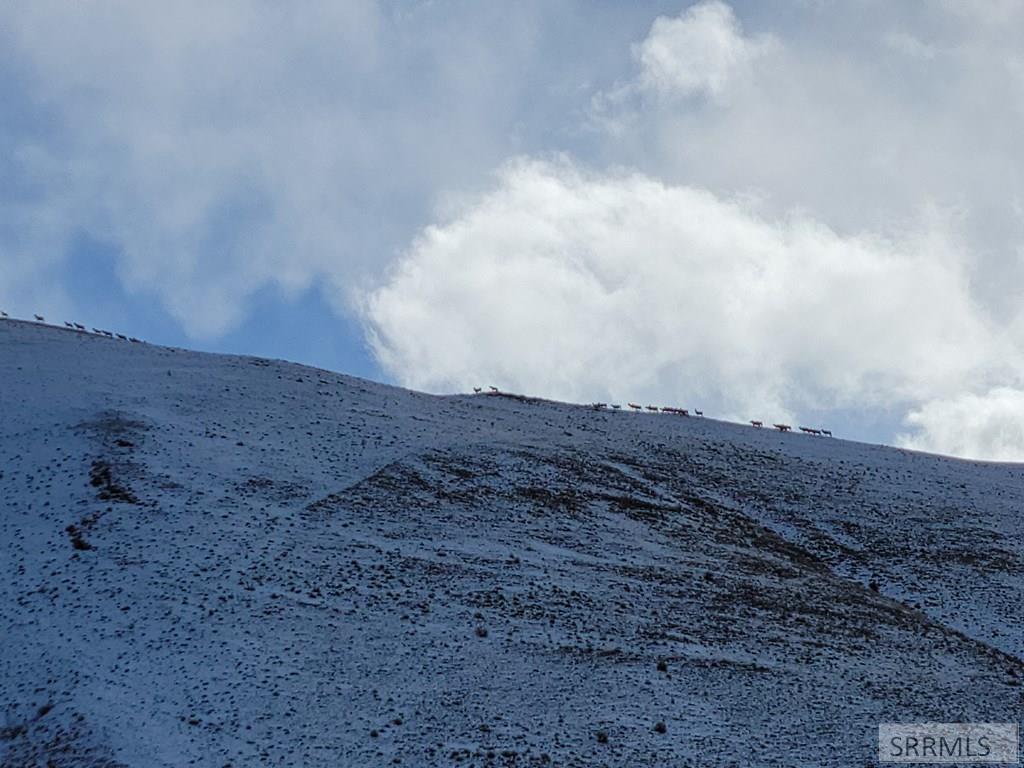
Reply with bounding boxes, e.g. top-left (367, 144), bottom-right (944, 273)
top-left (4, 1), bottom-right (1024, 460)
